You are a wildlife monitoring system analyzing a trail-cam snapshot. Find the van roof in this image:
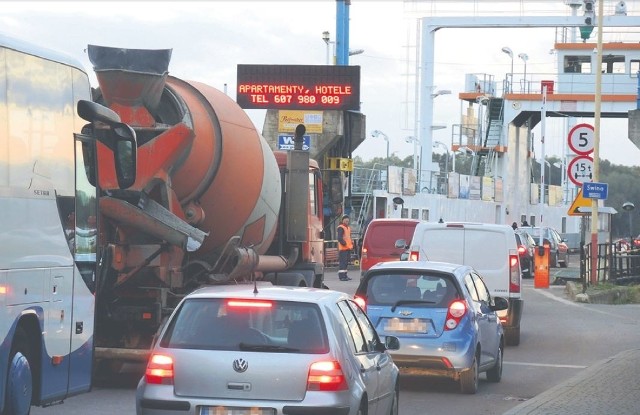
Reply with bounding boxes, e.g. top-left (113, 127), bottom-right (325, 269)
top-left (416, 222), bottom-right (513, 231)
